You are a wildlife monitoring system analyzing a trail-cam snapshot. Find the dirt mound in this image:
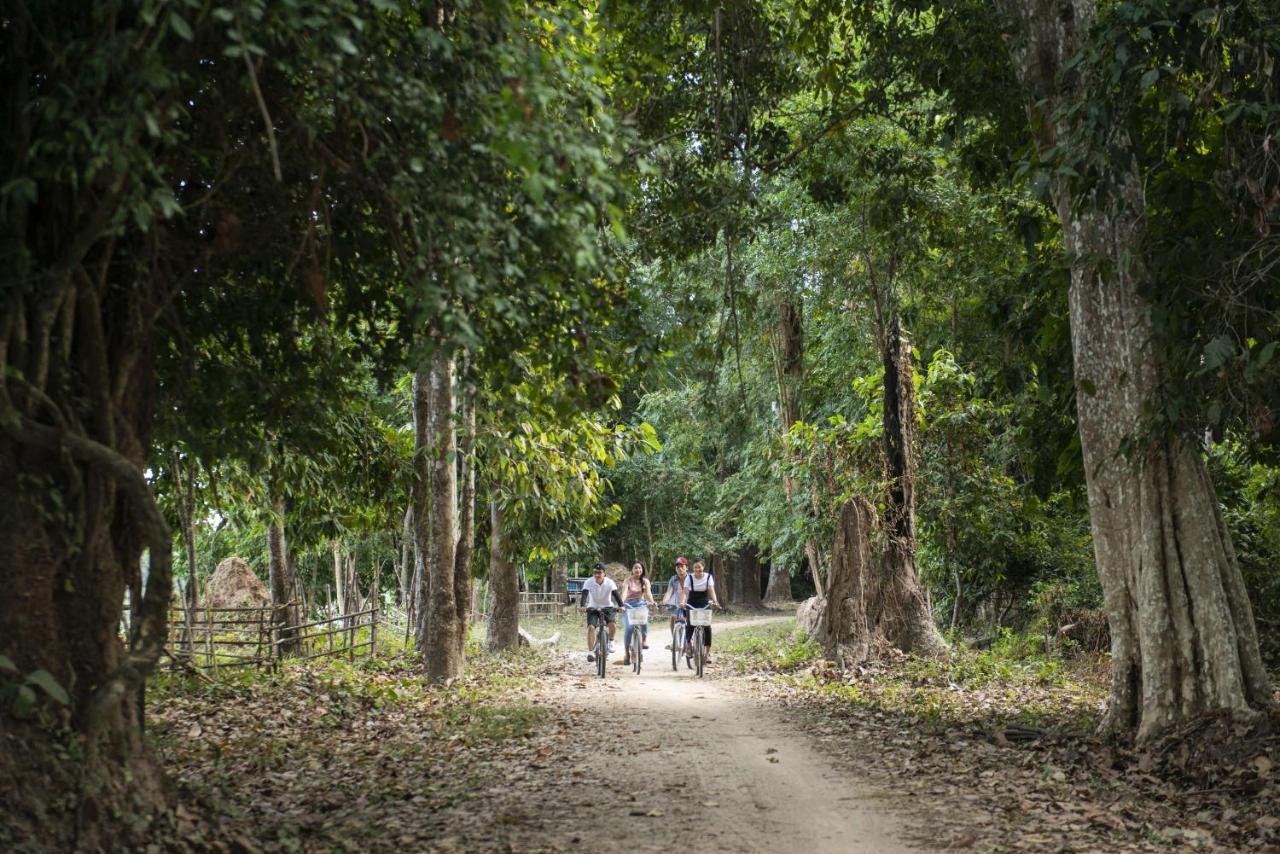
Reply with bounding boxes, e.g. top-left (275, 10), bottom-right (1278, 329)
top-left (203, 557), bottom-right (271, 609)
top-left (603, 561), bottom-right (630, 585)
